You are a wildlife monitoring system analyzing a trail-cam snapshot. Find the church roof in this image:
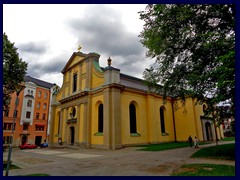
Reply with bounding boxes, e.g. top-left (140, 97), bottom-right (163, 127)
top-left (120, 73), bottom-right (148, 91)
